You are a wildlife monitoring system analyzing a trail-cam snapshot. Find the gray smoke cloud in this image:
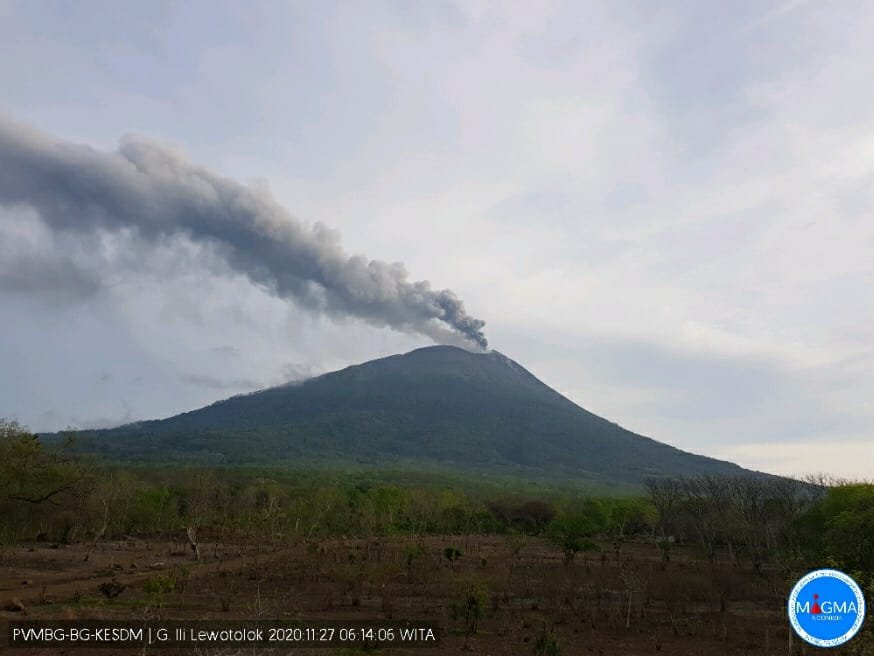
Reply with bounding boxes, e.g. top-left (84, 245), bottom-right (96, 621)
top-left (0, 114), bottom-right (488, 349)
